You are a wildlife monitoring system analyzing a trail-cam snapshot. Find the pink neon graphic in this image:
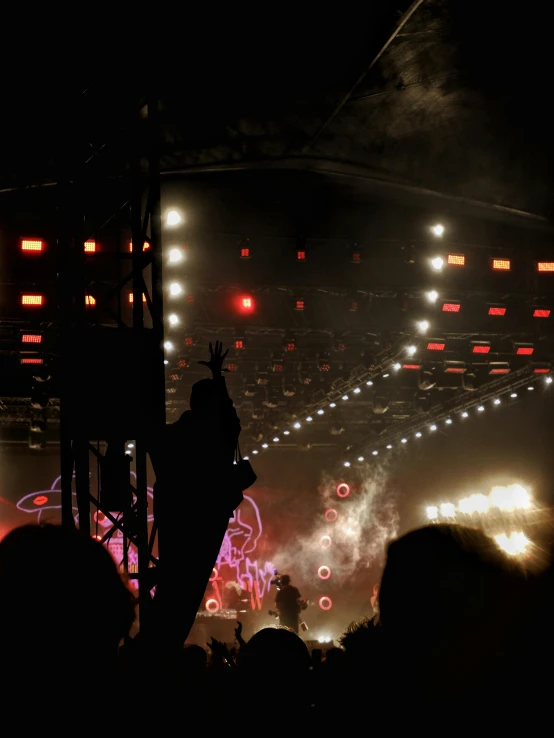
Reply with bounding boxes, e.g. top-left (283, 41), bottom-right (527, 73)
top-left (319, 596), bottom-right (332, 611)
top-left (206, 598), bottom-right (220, 614)
top-left (320, 535), bottom-right (332, 549)
top-left (33, 495), bottom-right (48, 506)
top-left (318, 565), bottom-right (331, 580)
top-left (325, 508), bottom-right (338, 523)
top-left (209, 567), bottom-right (218, 582)
top-left (336, 483), bottom-right (350, 498)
